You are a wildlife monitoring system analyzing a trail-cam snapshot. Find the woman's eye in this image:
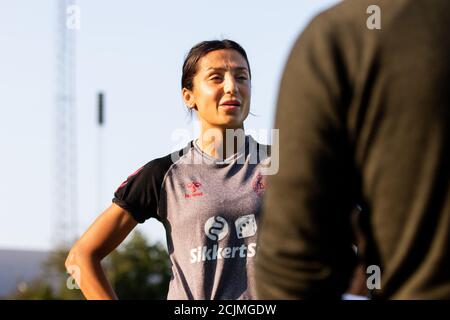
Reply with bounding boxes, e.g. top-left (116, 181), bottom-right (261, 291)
top-left (210, 76), bottom-right (222, 81)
